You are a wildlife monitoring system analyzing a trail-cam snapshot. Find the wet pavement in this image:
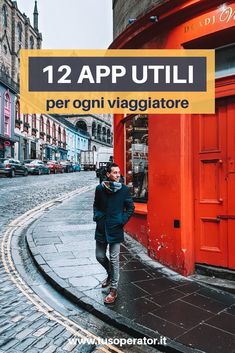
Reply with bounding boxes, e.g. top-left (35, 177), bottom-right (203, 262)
top-left (0, 173), bottom-right (160, 353)
top-left (26, 188), bottom-right (235, 353)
